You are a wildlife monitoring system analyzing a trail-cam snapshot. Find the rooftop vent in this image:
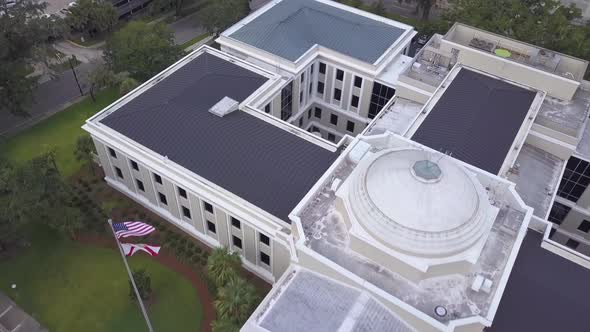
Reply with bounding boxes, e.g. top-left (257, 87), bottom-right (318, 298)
top-left (209, 96), bottom-right (239, 117)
